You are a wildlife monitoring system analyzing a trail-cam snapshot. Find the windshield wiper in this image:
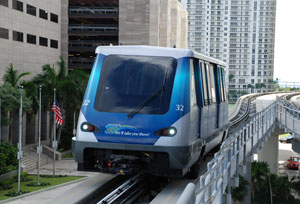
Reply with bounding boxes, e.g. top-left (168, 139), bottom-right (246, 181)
top-left (127, 70), bottom-right (168, 119)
